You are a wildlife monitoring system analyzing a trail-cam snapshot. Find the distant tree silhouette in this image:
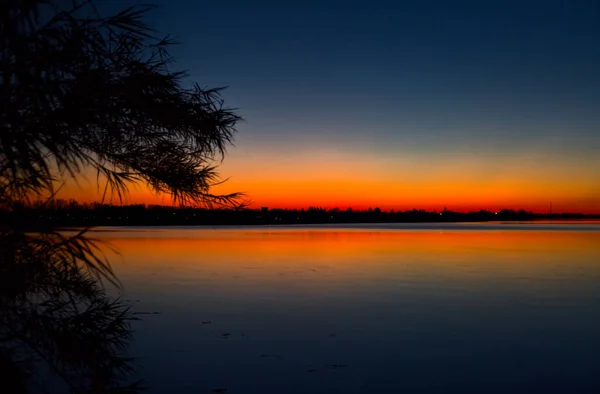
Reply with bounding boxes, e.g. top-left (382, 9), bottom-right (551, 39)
top-left (1, 200), bottom-right (561, 227)
top-left (1, 0), bottom-right (242, 392)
